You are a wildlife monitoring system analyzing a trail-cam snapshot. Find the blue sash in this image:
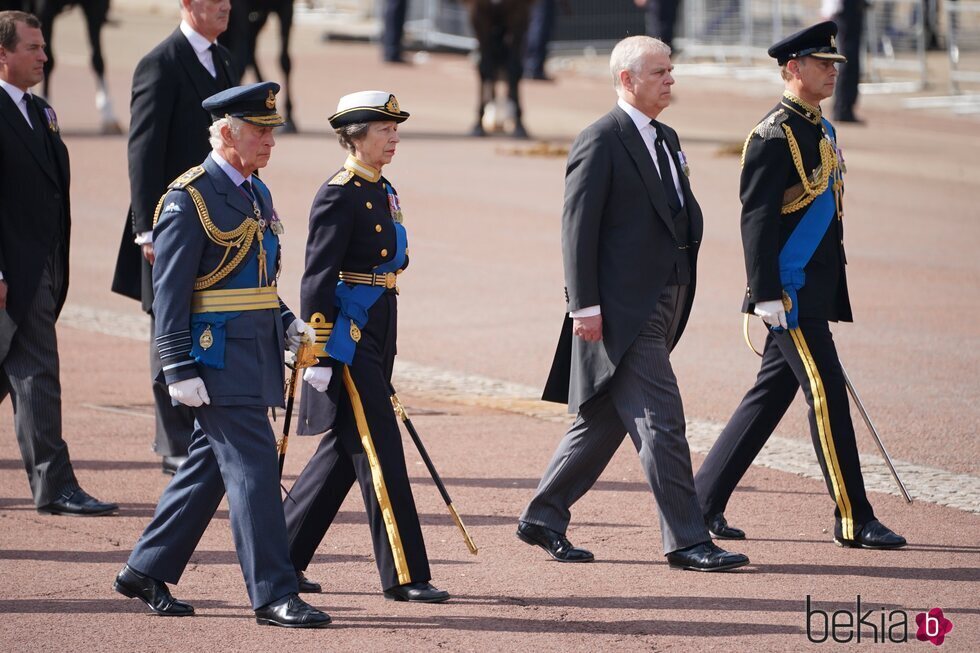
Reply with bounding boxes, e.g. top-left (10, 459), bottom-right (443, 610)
top-left (777, 118), bottom-right (838, 329)
top-left (190, 181), bottom-right (280, 369)
top-left (326, 220), bottom-right (407, 366)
